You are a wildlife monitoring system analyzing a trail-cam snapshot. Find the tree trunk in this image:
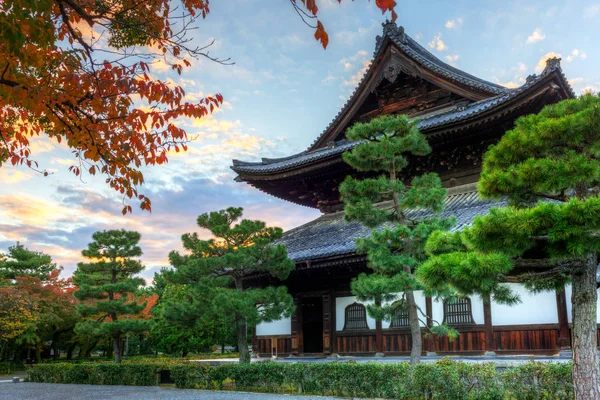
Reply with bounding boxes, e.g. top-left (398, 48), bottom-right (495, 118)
top-left (375, 298), bottom-right (383, 354)
top-left (234, 277), bottom-right (250, 364)
top-left (406, 286), bottom-right (422, 364)
top-left (113, 333), bottom-right (122, 364)
top-left (482, 293), bottom-right (495, 352)
top-left (236, 312), bottom-right (250, 363)
top-left (35, 343), bottom-right (41, 363)
top-left (52, 332), bottom-right (60, 361)
top-left (571, 256), bottom-right (600, 399)
top-left (66, 343), bottom-right (76, 360)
